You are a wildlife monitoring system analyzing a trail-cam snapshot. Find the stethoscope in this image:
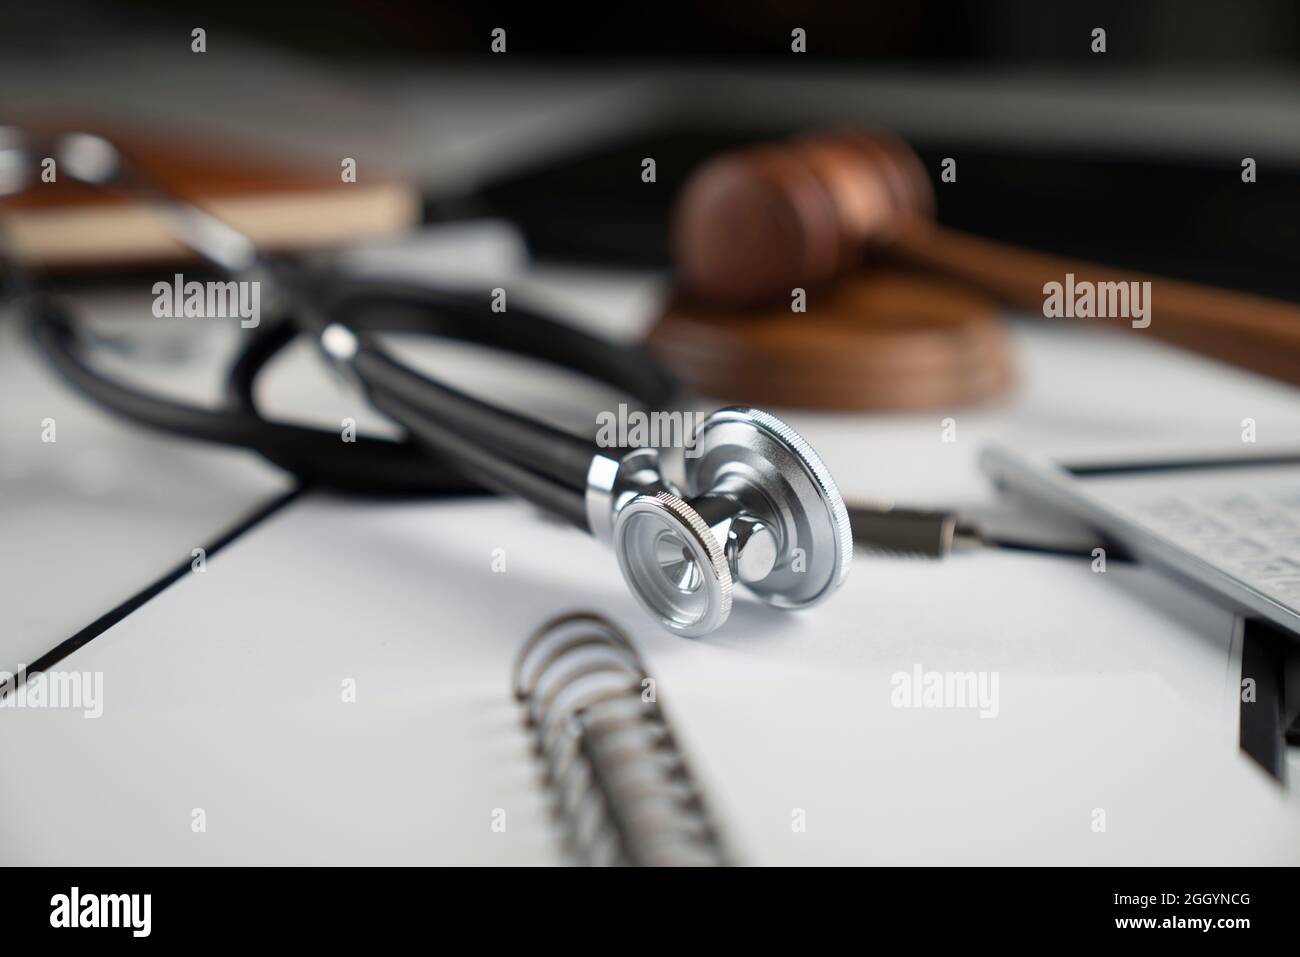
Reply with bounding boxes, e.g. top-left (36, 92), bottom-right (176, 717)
top-left (1, 129), bottom-right (852, 636)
